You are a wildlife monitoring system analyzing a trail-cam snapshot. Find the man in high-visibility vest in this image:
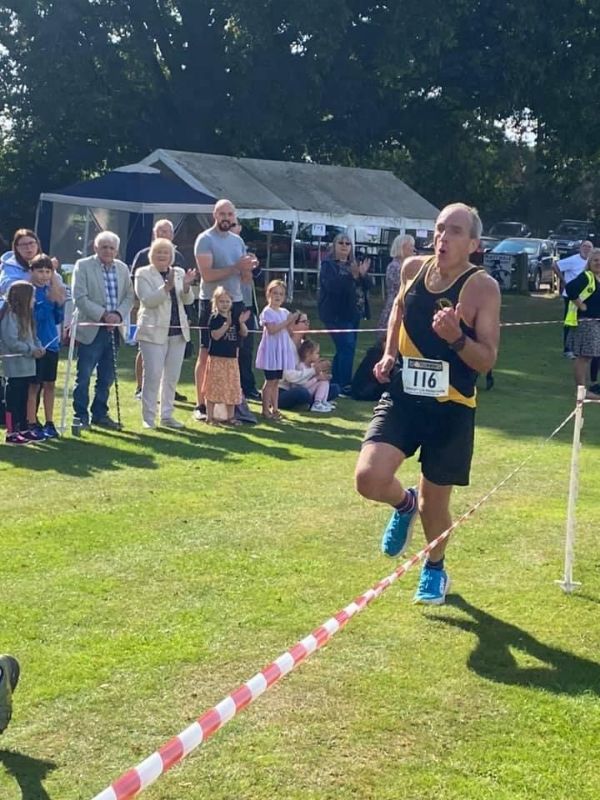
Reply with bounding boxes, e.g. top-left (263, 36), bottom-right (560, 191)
top-left (565, 249), bottom-right (600, 399)
top-left (554, 240), bottom-right (593, 357)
